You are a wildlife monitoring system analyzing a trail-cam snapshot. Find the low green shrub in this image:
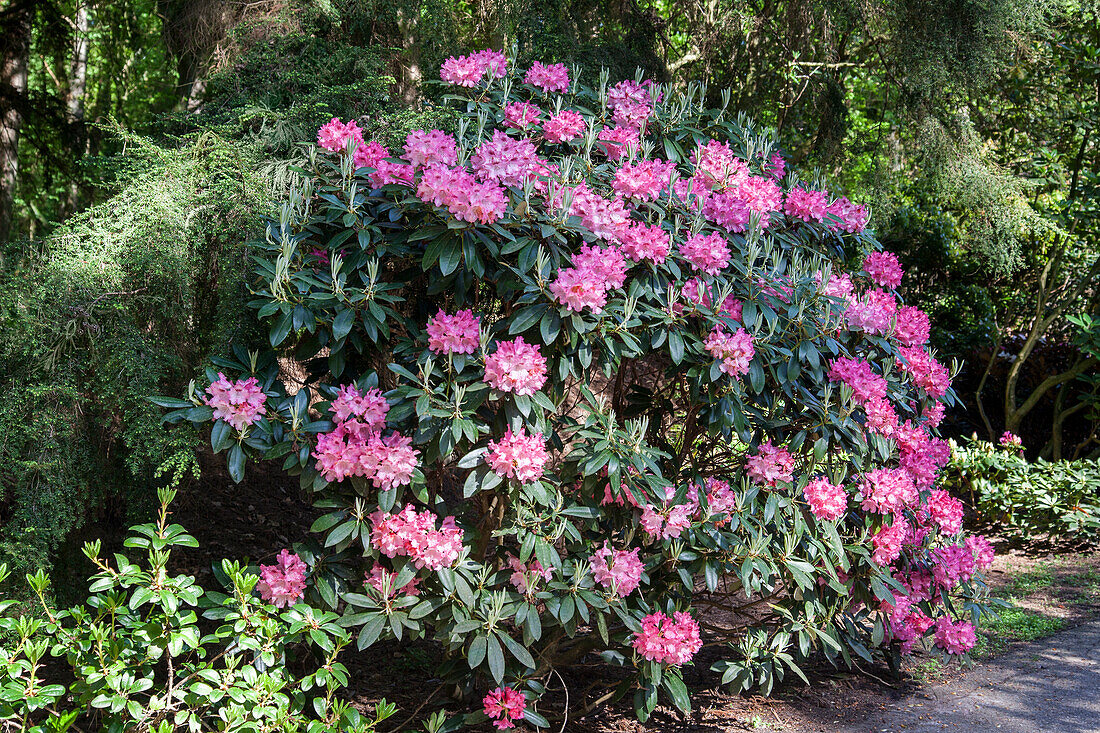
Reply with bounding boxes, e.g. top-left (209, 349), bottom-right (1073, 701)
top-left (941, 436), bottom-right (1100, 539)
top-left (0, 488), bottom-right (395, 733)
